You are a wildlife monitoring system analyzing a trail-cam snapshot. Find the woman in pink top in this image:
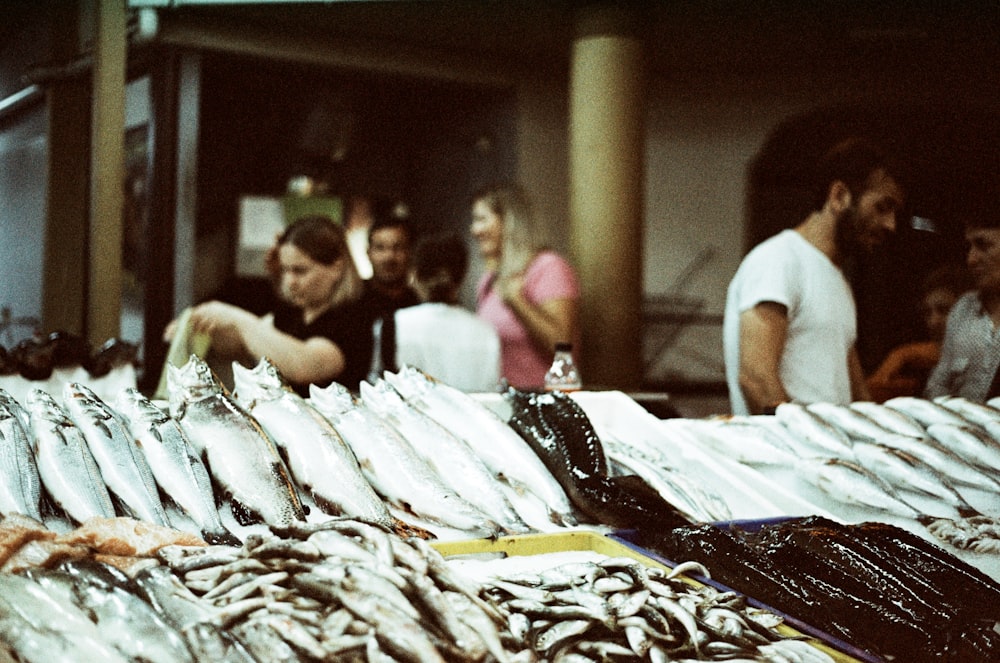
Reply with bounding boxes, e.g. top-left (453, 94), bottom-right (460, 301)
top-left (470, 183), bottom-right (581, 389)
